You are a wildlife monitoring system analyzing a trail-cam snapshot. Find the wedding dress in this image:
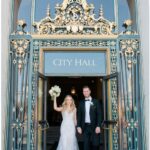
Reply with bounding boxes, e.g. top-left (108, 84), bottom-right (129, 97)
top-left (57, 109), bottom-right (79, 150)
